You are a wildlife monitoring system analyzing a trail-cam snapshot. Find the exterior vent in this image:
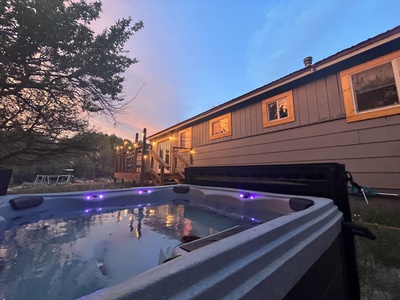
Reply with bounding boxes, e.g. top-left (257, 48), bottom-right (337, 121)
top-left (303, 56), bottom-right (313, 67)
